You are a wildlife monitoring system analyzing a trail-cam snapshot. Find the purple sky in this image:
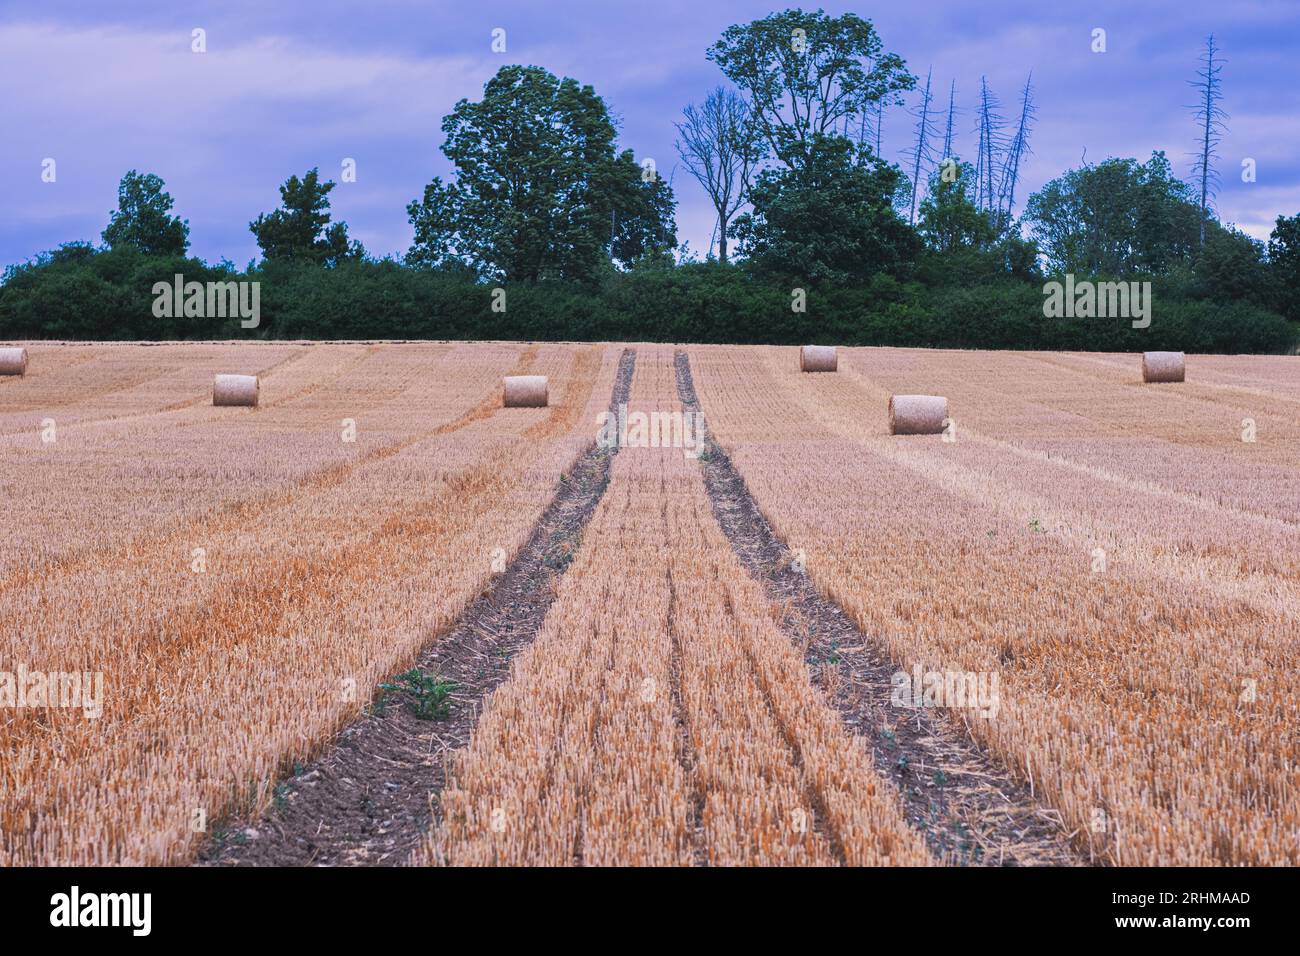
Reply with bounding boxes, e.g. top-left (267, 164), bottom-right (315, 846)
top-left (3, 1), bottom-right (1298, 269)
